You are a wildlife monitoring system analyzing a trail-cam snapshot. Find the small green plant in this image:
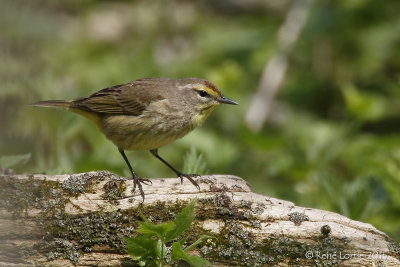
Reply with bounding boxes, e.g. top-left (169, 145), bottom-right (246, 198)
top-left (183, 146), bottom-right (207, 174)
top-left (125, 199), bottom-right (212, 267)
top-left (182, 146), bottom-right (208, 175)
